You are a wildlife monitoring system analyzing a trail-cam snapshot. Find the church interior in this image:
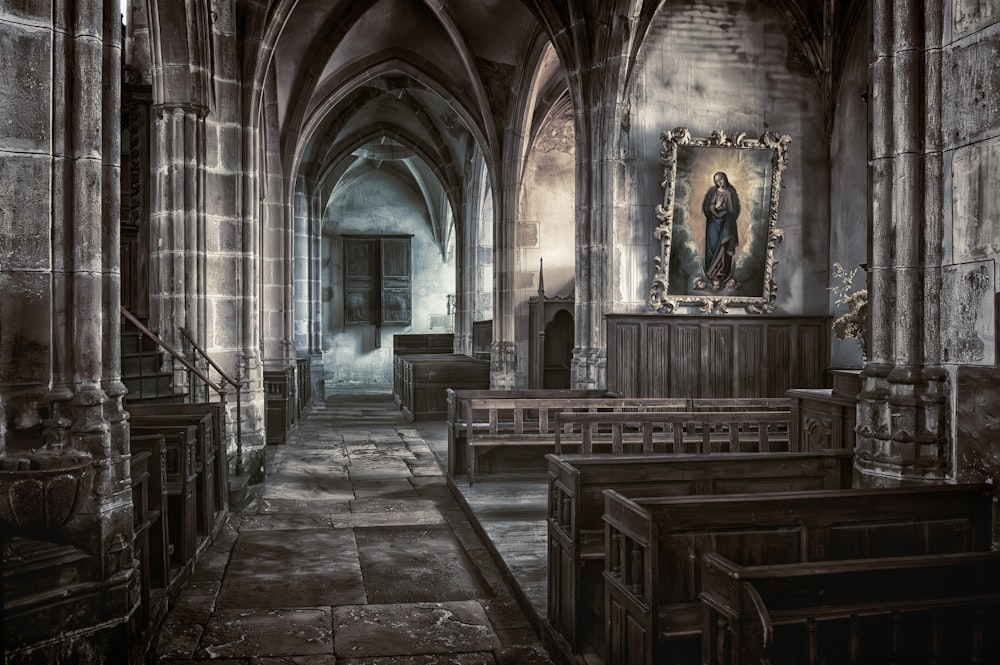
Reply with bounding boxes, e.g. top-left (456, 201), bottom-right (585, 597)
top-left (1, 0), bottom-right (999, 663)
